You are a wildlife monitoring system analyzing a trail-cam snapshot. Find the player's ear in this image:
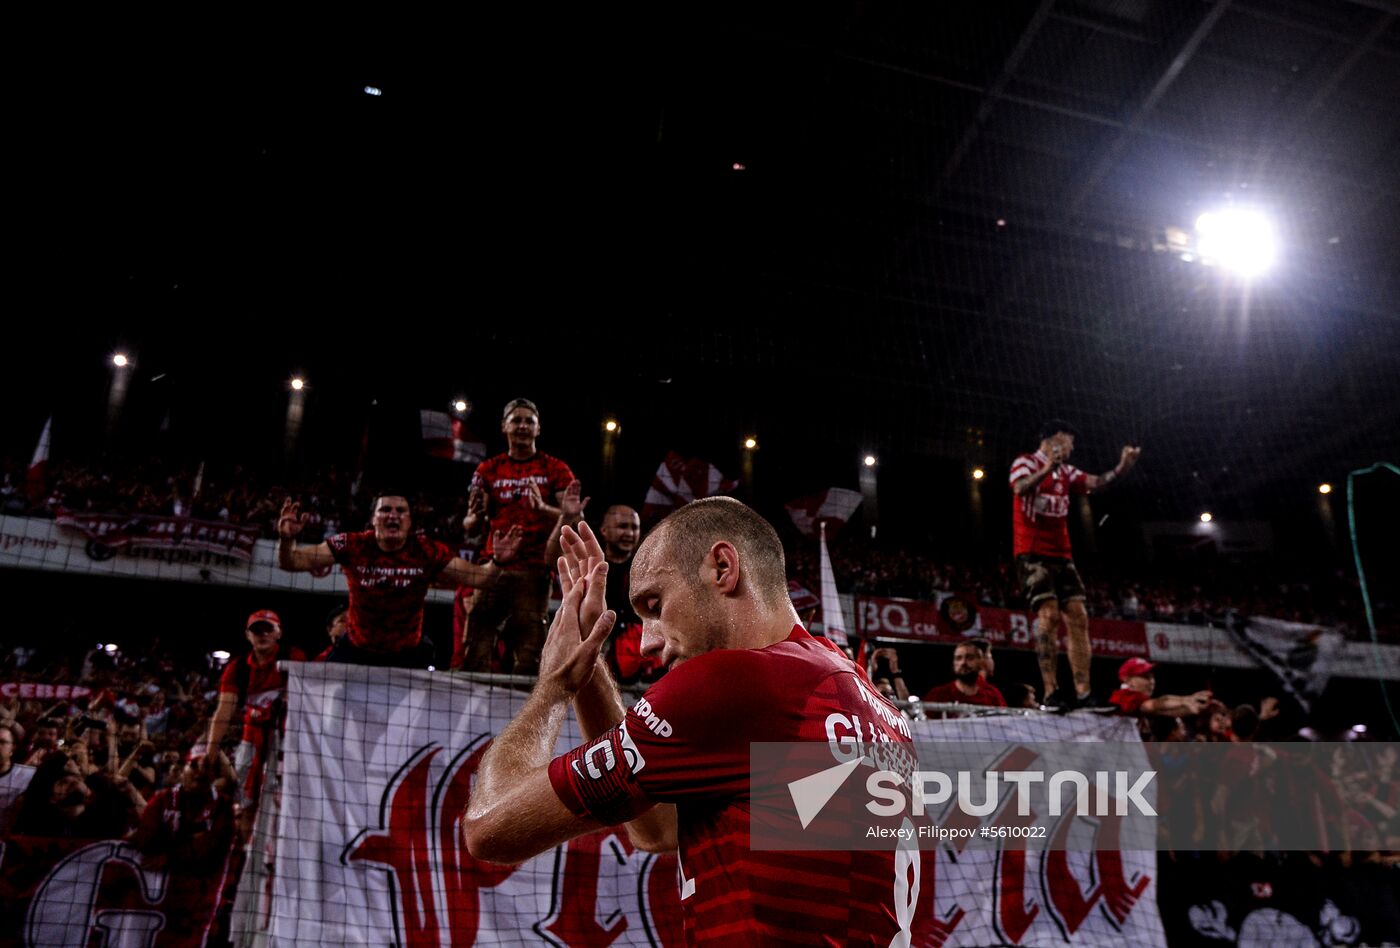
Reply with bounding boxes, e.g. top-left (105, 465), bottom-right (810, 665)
top-left (708, 541), bottom-right (741, 595)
